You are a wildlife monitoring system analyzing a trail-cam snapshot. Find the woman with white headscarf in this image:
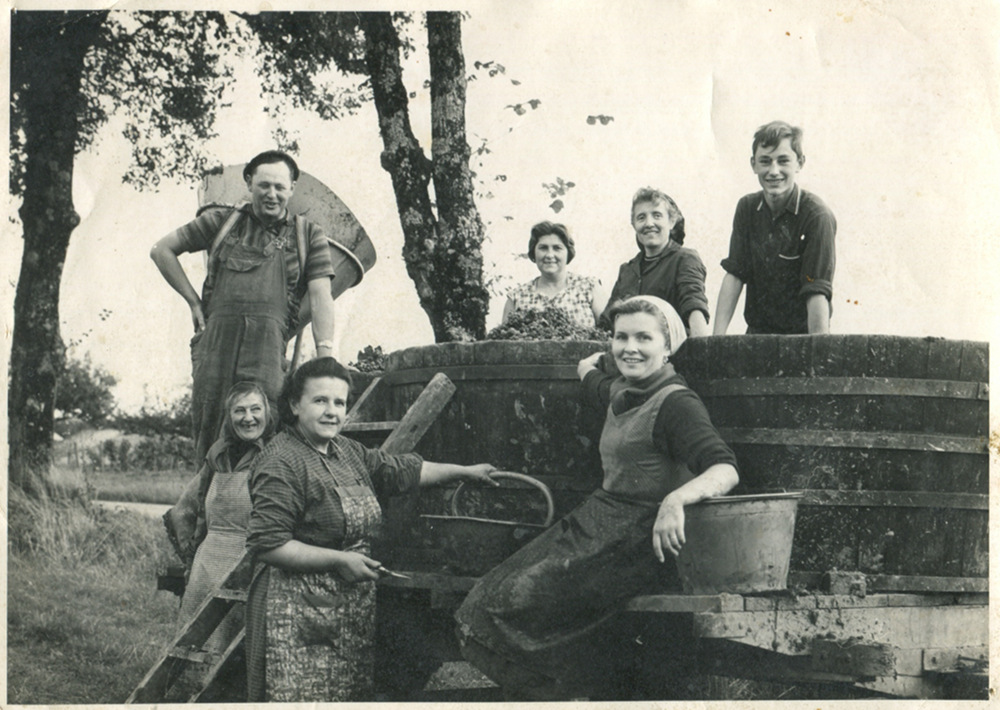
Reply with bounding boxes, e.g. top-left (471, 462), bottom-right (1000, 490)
top-left (455, 296), bottom-right (739, 700)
